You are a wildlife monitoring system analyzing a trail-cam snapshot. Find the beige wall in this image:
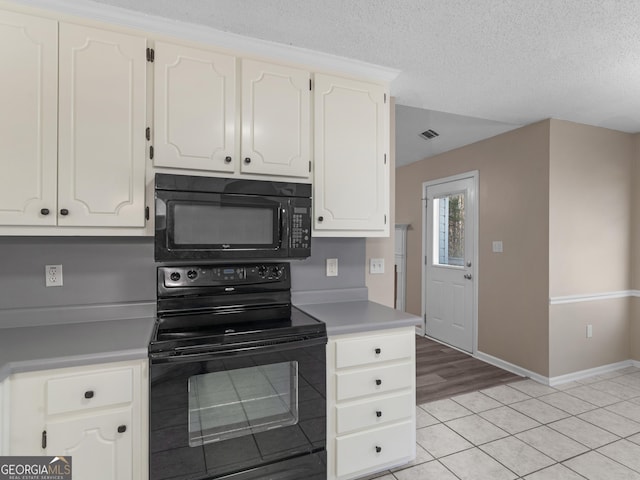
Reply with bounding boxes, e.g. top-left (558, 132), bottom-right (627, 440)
top-left (366, 98), bottom-right (396, 307)
top-left (632, 134), bottom-right (640, 360)
top-left (396, 121), bottom-right (551, 376)
top-left (548, 121), bottom-right (635, 376)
